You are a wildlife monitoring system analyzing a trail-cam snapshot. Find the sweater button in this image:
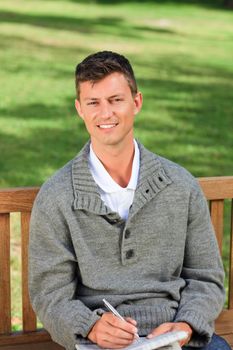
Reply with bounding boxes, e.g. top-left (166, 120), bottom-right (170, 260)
top-left (125, 229), bottom-right (131, 239)
top-left (126, 249), bottom-right (134, 259)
